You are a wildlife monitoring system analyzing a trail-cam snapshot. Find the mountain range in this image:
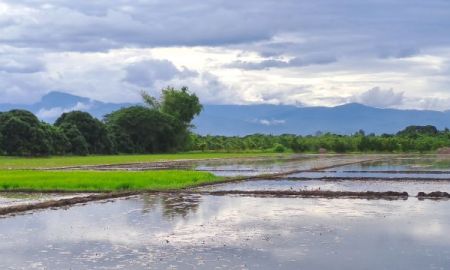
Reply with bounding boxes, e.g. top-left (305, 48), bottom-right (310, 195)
top-left (1, 91), bottom-right (450, 136)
